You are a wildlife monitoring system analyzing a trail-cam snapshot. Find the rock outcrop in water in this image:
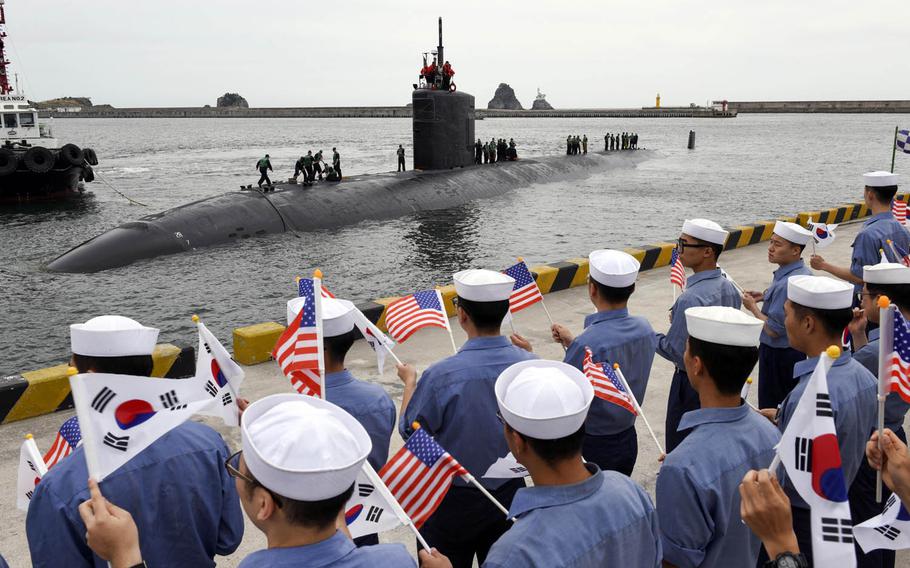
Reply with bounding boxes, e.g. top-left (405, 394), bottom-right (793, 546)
top-left (531, 96), bottom-right (553, 110)
top-left (217, 93), bottom-right (249, 108)
top-left (487, 84), bottom-right (523, 110)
